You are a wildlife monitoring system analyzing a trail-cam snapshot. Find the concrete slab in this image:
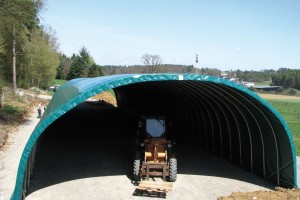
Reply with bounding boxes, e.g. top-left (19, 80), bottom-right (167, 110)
top-left (0, 109), bottom-right (40, 200)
